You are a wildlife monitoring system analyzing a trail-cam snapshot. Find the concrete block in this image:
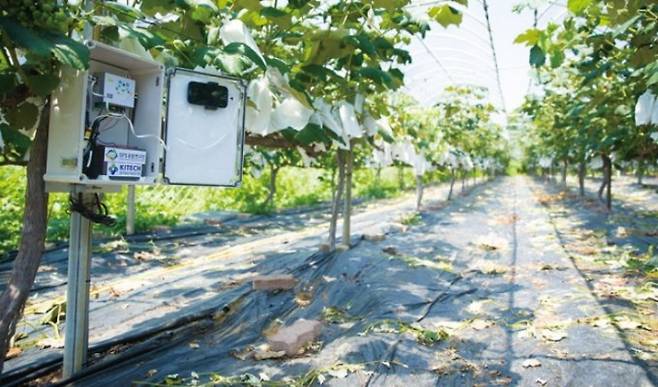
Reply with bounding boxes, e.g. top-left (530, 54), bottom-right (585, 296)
top-left (267, 319), bottom-right (322, 356)
top-left (364, 233), bottom-right (386, 242)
